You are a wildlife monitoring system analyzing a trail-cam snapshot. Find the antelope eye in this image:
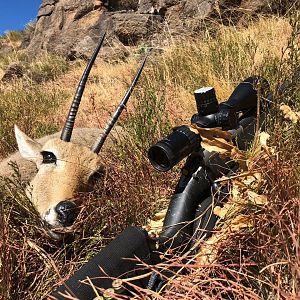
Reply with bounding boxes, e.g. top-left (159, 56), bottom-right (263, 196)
top-left (41, 151), bottom-right (57, 164)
